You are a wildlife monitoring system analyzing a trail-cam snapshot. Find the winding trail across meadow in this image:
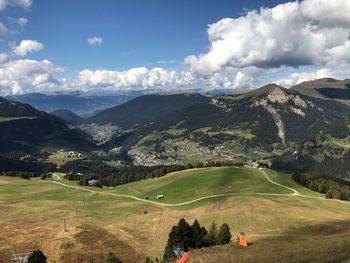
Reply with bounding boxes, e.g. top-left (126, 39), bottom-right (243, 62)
top-left (45, 169), bottom-right (349, 207)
